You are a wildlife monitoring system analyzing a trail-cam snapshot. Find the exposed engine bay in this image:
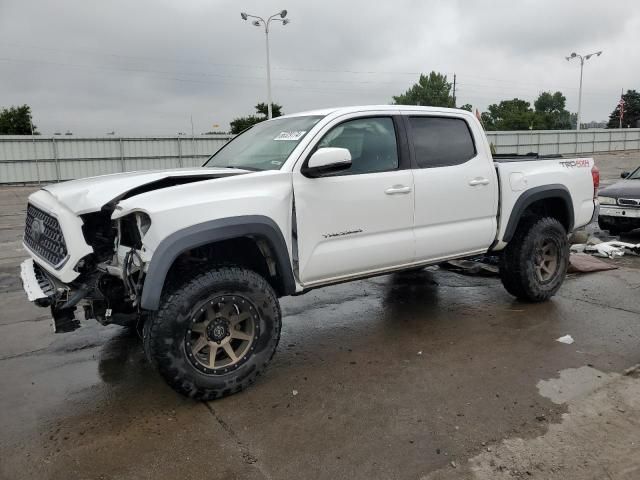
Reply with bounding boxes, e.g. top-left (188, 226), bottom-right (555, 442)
top-left (38, 208), bottom-right (150, 332)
